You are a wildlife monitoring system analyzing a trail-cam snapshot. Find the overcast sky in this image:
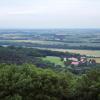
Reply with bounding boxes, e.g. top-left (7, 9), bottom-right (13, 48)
top-left (0, 0), bottom-right (100, 29)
